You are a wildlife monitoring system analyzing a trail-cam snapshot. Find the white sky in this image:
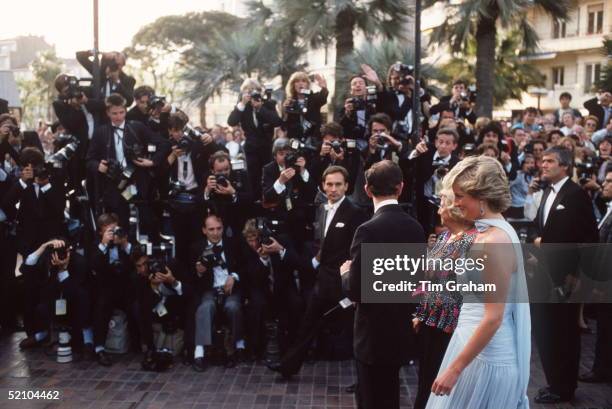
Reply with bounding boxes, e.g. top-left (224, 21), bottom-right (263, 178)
top-left (0, 0), bottom-right (232, 58)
